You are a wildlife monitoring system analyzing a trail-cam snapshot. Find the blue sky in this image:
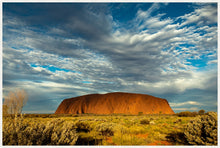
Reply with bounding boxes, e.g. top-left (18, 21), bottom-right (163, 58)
top-left (2, 2), bottom-right (217, 113)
